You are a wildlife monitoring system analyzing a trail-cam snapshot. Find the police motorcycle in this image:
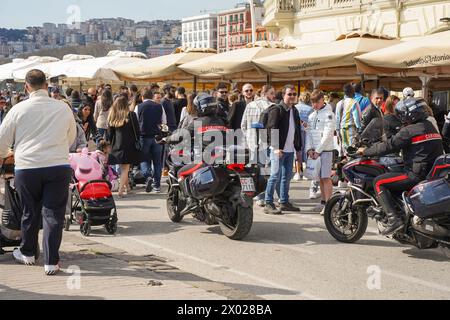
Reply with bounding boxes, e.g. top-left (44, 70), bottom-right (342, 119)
top-left (160, 96), bottom-right (266, 241)
top-left (324, 118), bottom-right (450, 255)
